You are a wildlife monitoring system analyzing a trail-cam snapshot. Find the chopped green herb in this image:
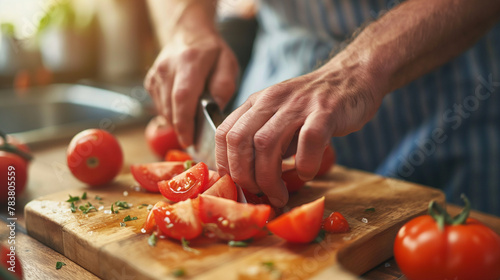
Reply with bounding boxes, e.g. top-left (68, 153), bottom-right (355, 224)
top-left (123, 215), bottom-right (138, 222)
top-left (183, 160), bottom-right (193, 170)
top-left (95, 195), bottom-right (102, 200)
top-left (181, 238), bottom-right (200, 255)
top-left (138, 203), bottom-right (149, 209)
top-left (364, 208), bottom-right (376, 213)
top-left (228, 240), bottom-right (249, 247)
top-left (56, 262), bottom-right (66, 270)
top-left (148, 233), bottom-right (157, 247)
top-left (66, 195), bottom-right (80, 203)
top-left (70, 202), bottom-right (76, 213)
top-left (313, 229), bottom-right (326, 243)
top-left (111, 204), bottom-right (118, 214)
top-left (120, 222), bottom-right (126, 227)
top-left (79, 202), bottom-right (96, 214)
top-left (262, 261), bottom-right (275, 270)
top-left (147, 205), bottom-right (153, 211)
top-left (81, 192), bottom-right (87, 200)
top-left (172, 268), bottom-right (185, 277)
top-left (115, 201), bottom-right (130, 210)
